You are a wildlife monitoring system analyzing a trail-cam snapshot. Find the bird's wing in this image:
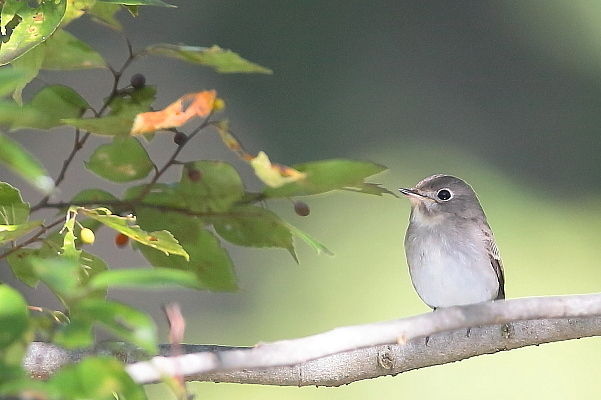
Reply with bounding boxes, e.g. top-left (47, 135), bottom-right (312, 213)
top-left (487, 234), bottom-right (505, 300)
top-left (479, 219), bottom-right (505, 300)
